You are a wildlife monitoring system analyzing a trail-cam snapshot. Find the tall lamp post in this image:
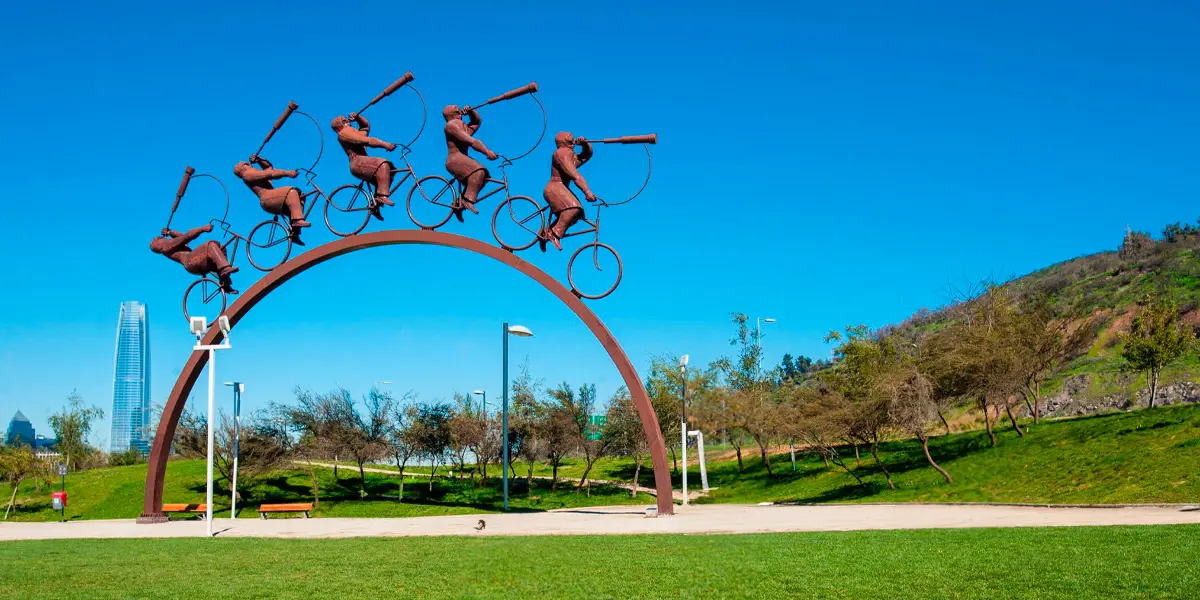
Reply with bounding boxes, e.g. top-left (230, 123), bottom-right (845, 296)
top-left (191, 315), bottom-right (232, 538)
top-left (222, 381), bottom-right (243, 520)
top-left (755, 317), bottom-right (776, 377)
top-left (472, 390), bottom-right (486, 417)
top-left (680, 354), bottom-right (689, 506)
top-left (502, 323), bottom-right (533, 510)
